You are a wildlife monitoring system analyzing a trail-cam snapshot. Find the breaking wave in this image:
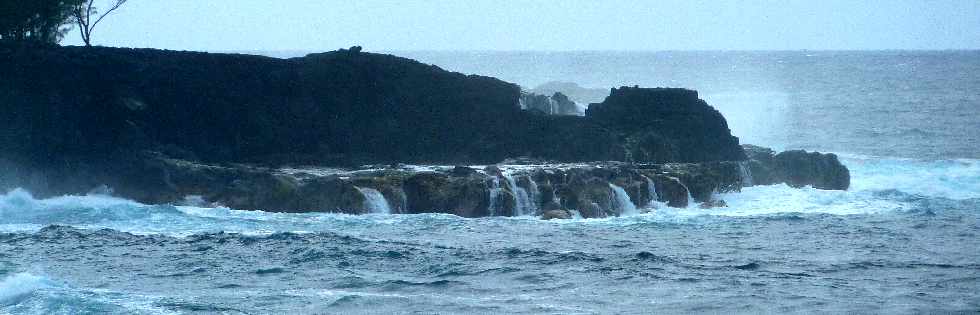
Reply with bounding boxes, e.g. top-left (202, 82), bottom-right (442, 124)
top-left (0, 154), bottom-right (975, 236)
